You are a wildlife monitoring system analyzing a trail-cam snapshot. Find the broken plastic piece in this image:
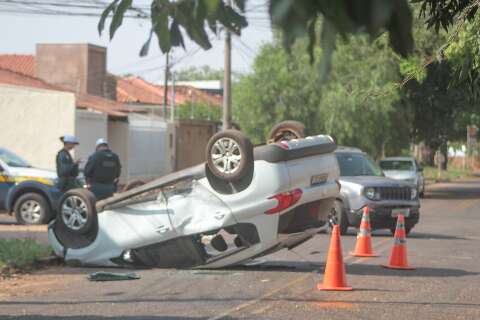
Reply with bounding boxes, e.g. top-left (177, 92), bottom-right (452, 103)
top-left (87, 271), bottom-right (141, 281)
